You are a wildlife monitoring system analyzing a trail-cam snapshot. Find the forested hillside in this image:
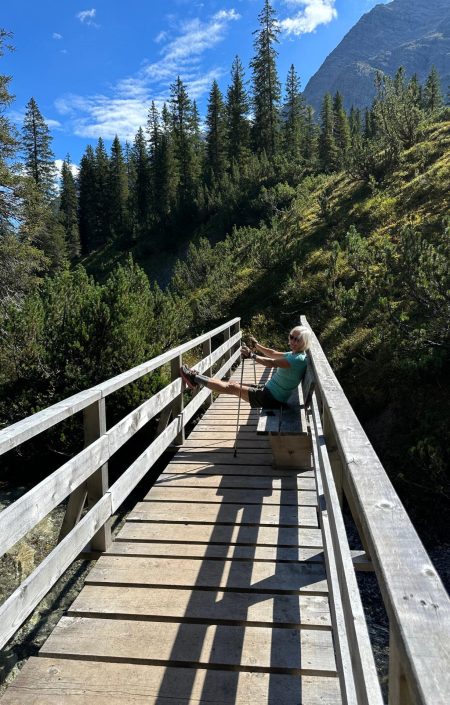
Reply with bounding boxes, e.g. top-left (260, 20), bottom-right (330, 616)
top-left (1, 3), bottom-right (449, 540)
